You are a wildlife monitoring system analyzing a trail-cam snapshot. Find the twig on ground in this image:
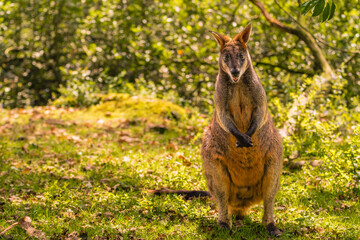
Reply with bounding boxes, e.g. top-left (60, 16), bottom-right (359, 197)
top-left (0, 222), bottom-right (19, 236)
